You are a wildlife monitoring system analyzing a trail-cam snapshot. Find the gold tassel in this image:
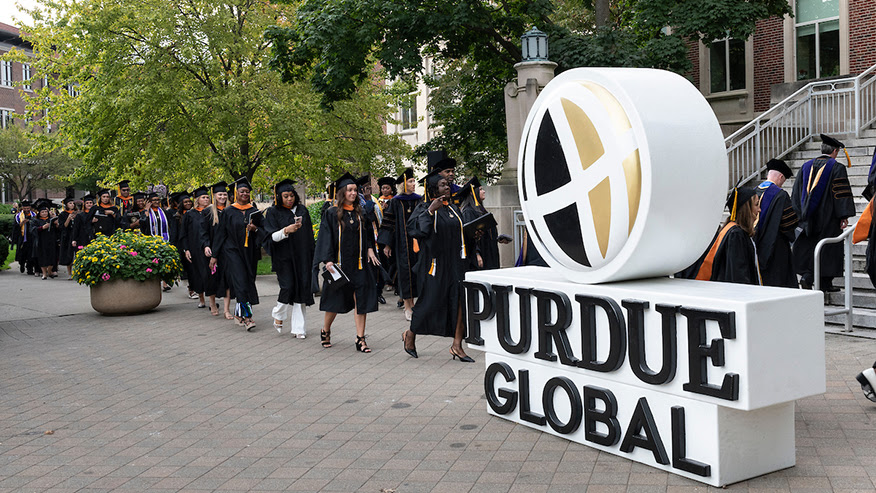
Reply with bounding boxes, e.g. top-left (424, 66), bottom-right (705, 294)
top-left (471, 184), bottom-right (479, 207)
top-left (844, 148), bottom-right (852, 168)
top-left (730, 189), bottom-right (738, 222)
